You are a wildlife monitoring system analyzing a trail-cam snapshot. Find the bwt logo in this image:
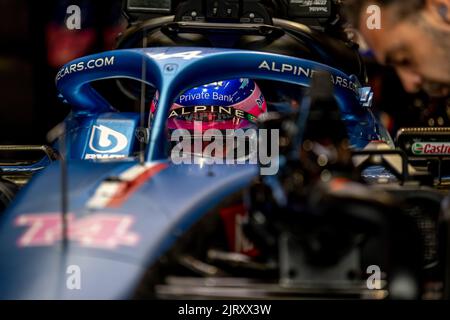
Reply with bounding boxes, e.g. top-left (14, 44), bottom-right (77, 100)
top-left (89, 125), bottom-right (128, 154)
